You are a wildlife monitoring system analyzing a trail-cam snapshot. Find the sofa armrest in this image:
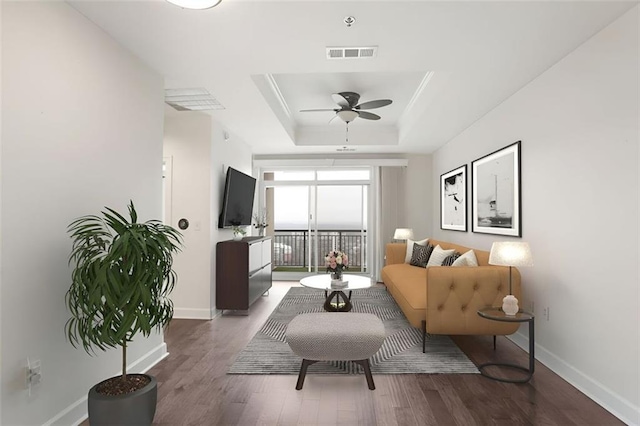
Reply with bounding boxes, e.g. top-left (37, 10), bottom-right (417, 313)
top-left (425, 266), bottom-right (522, 335)
top-left (385, 243), bottom-right (407, 266)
